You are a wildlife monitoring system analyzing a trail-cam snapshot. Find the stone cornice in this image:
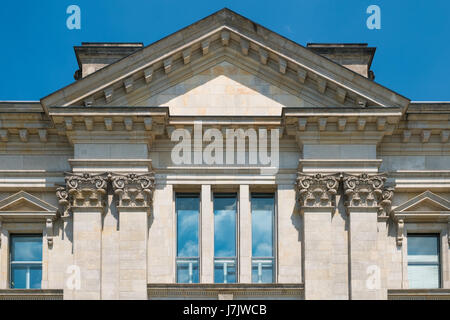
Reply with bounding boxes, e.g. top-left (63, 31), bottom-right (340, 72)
top-left (47, 106), bottom-right (168, 145)
top-left (296, 173), bottom-right (340, 209)
top-left (283, 107), bottom-right (402, 145)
